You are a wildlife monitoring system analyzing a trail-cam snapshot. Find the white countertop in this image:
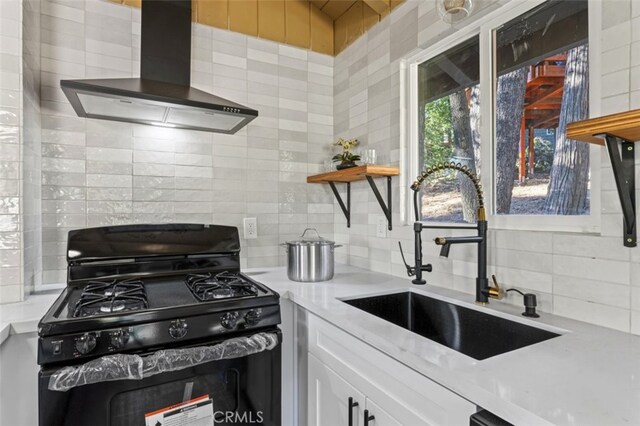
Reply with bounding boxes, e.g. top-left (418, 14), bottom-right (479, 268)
top-left (3, 265), bottom-right (639, 426)
top-left (0, 292), bottom-right (58, 344)
top-left (245, 265), bottom-right (640, 426)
